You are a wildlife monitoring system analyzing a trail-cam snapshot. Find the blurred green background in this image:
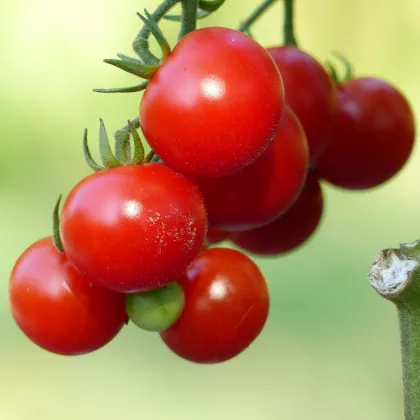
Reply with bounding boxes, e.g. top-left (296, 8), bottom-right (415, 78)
top-left (1, 0), bottom-right (419, 419)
